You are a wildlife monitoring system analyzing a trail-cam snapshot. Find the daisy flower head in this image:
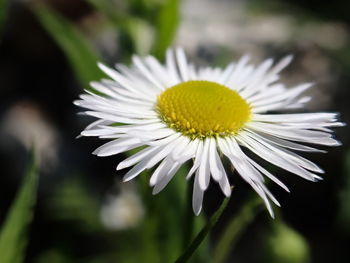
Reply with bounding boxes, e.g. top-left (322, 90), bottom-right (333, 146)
top-left (75, 48), bottom-right (343, 217)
